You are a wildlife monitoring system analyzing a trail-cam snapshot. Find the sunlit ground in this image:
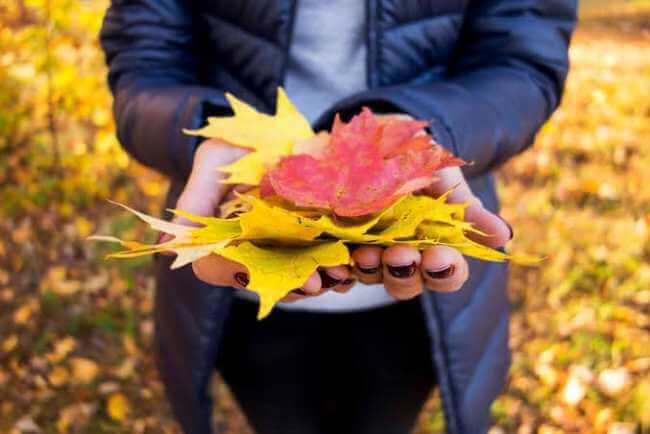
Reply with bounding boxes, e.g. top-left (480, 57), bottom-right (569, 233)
top-left (0, 1), bottom-right (648, 433)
